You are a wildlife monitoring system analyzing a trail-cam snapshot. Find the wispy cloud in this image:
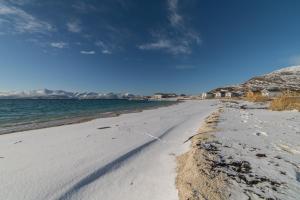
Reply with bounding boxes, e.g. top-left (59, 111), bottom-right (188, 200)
top-left (0, 1), bottom-right (54, 34)
top-left (80, 50), bottom-right (96, 55)
top-left (167, 0), bottom-right (183, 28)
top-left (67, 20), bottom-right (81, 33)
top-left (72, 1), bottom-right (97, 13)
top-left (138, 0), bottom-right (200, 55)
top-left (138, 39), bottom-right (190, 54)
top-left (95, 40), bottom-right (113, 54)
top-left (102, 49), bottom-right (112, 54)
top-left (50, 42), bottom-right (67, 48)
